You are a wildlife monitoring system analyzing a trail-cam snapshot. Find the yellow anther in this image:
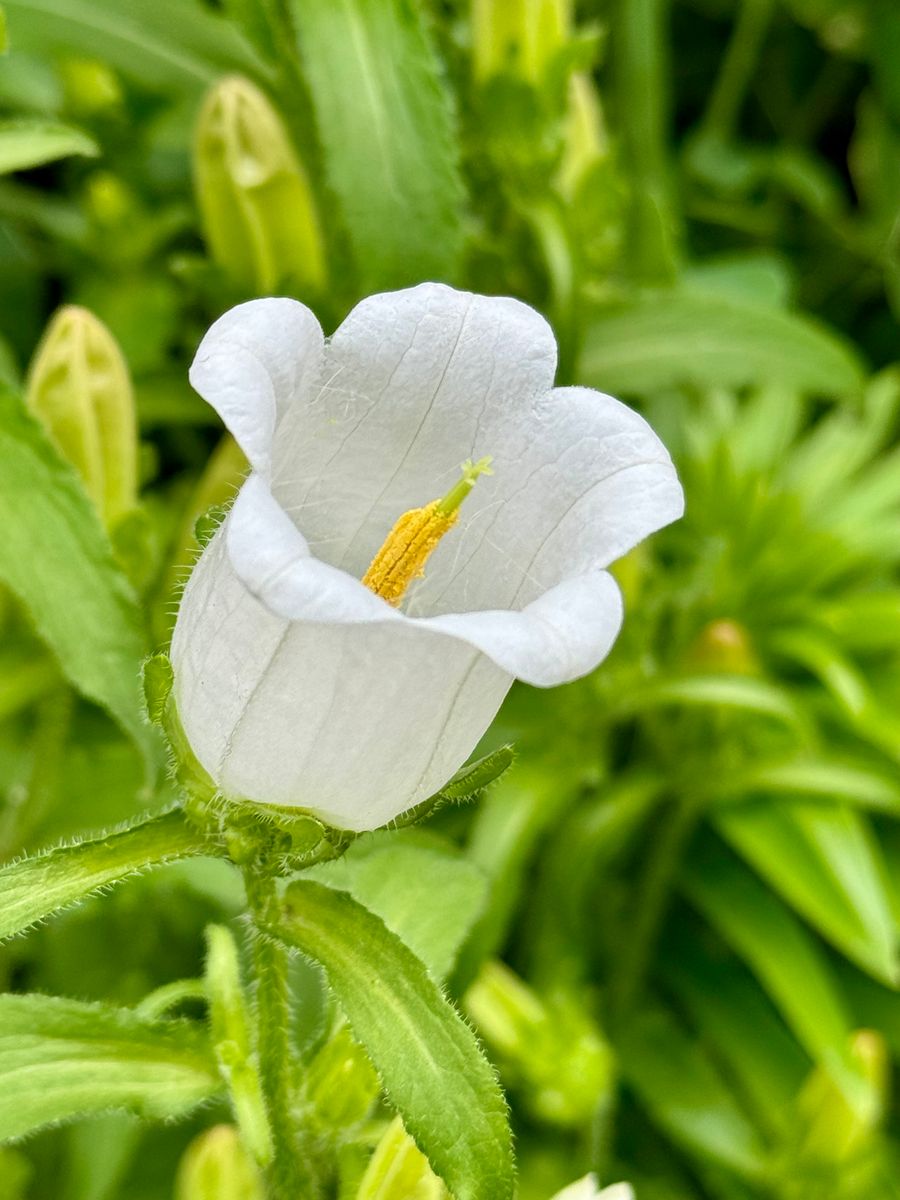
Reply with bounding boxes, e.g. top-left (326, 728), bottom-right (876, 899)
top-left (362, 457), bottom-right (492, 606)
